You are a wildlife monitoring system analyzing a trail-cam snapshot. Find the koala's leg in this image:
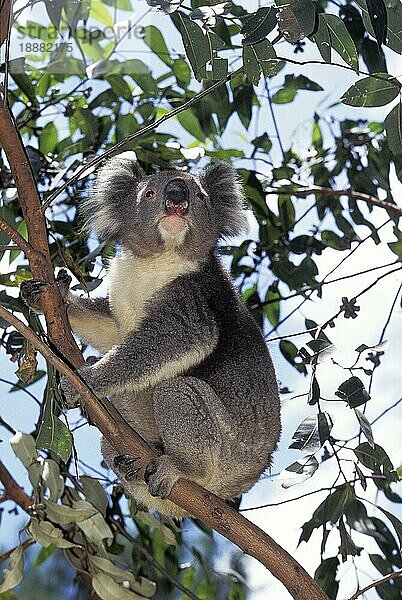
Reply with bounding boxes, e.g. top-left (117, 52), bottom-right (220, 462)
top-left (144, 376), bottom-right (234, 499)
